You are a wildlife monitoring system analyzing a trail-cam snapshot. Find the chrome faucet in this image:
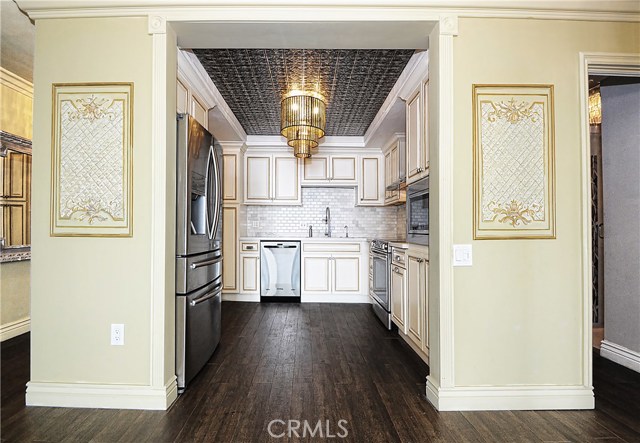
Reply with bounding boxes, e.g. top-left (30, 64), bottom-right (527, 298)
top-left (324, 207), bottom-right (331, 237)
